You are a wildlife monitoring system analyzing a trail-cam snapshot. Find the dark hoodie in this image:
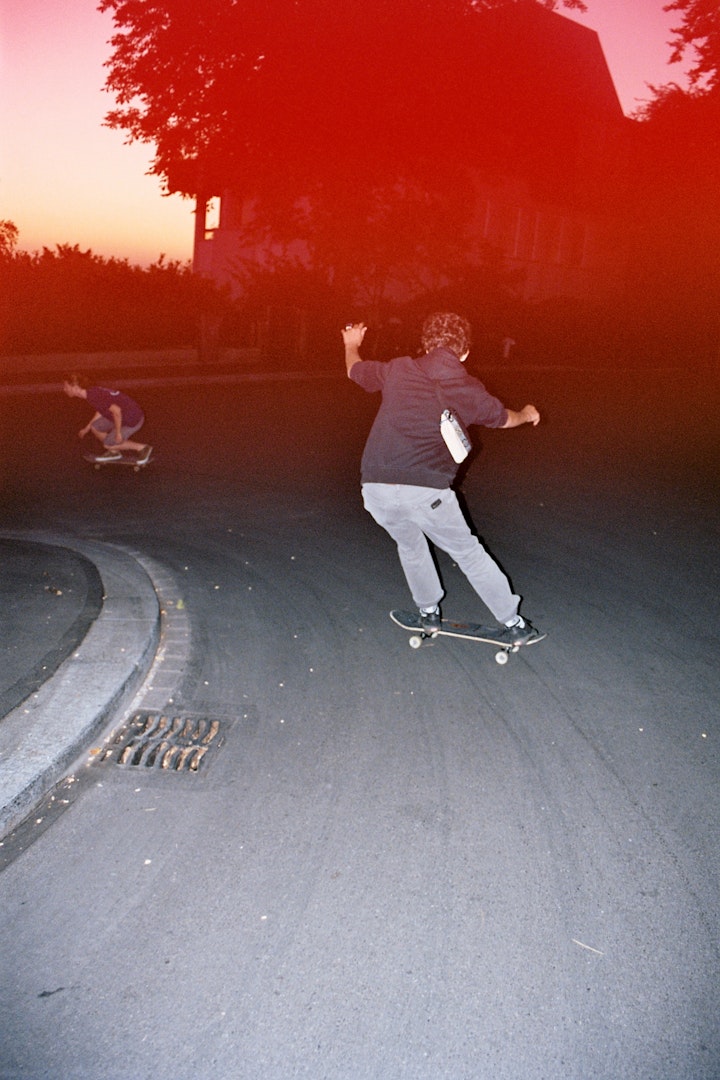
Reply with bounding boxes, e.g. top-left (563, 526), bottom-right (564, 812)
top-left (350, 346), bottom-right (507, 488)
